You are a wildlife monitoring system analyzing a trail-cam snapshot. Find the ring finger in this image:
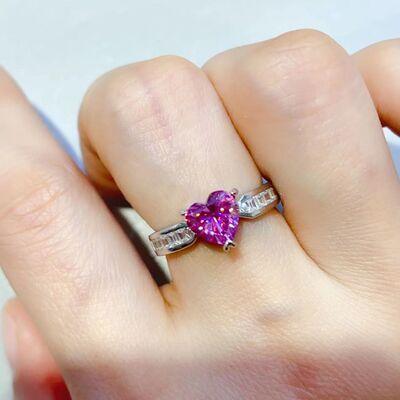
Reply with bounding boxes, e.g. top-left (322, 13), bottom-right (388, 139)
top-left (79, 56), bottom-right (313, 310)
